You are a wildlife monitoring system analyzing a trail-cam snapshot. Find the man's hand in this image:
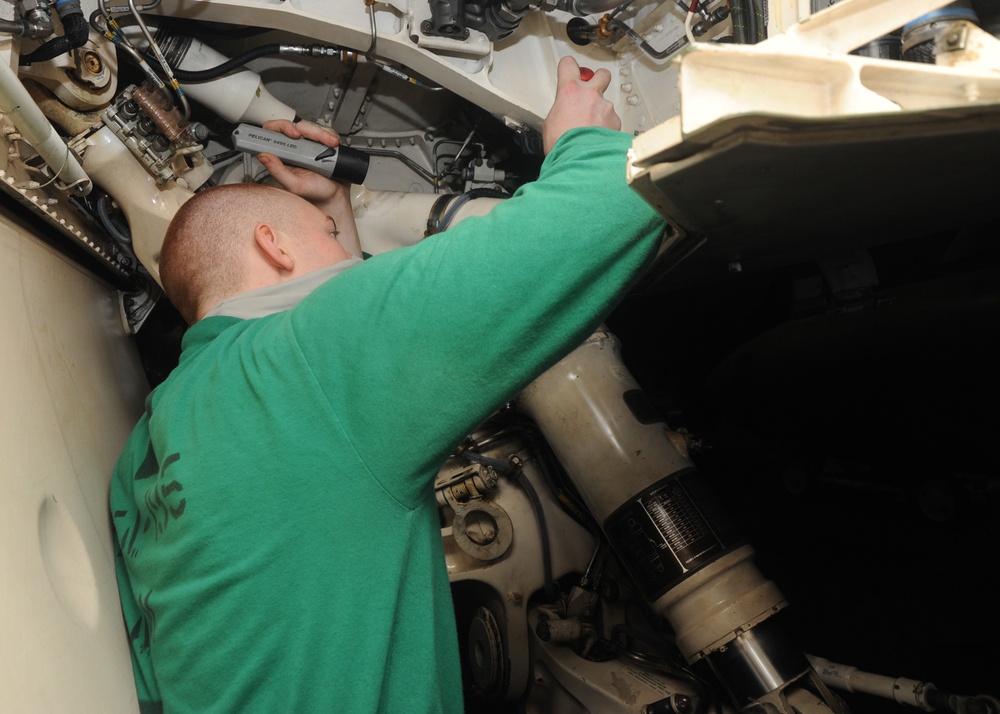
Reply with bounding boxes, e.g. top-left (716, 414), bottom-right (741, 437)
top-left (541, 56), bottom-right (621, 155)
top-left (259, 118), bottom-right (362, 259)
top-left (258, 119), bottom-right (350, 205)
